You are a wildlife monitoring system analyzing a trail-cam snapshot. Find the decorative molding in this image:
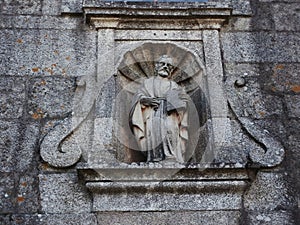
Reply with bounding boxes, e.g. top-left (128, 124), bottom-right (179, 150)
top-left (40, 10), bottom-right (284, 169)
top-left (60, 0), bottom-right (252, 16)
top-left (77, 164), bottom-right (250, 211)
top-left (37, 1), bottom-right (288, 214)
top-left (40, 117), bottom-right (82, 168)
